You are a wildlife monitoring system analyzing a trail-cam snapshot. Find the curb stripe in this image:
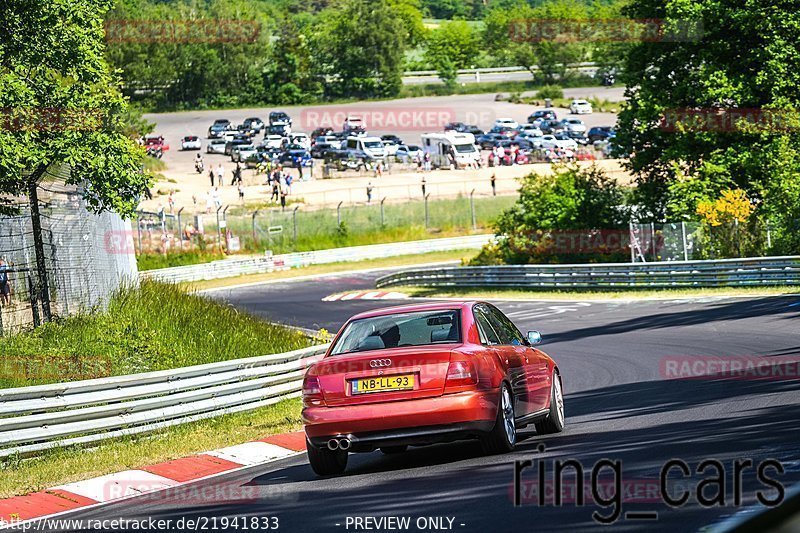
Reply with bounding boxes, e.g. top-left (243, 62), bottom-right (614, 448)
top-left (207, 442), bottom-right (295, 466)
top-left (259, 431), bottom-right (307, 452)
top-left (142, 454), bottom-right (244, 483)
top-left (0, 490), bottom-right (97, 522)
top-left (54, 470), bottom-right (180, 503)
